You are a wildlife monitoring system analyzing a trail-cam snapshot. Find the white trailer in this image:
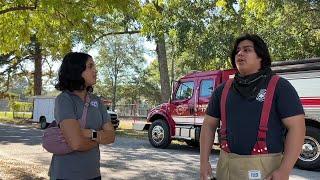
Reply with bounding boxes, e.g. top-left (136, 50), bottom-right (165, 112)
top-left (32, 96), bottom-right (119, 129)
top-left (32, 96), bottom-right (55, 129)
